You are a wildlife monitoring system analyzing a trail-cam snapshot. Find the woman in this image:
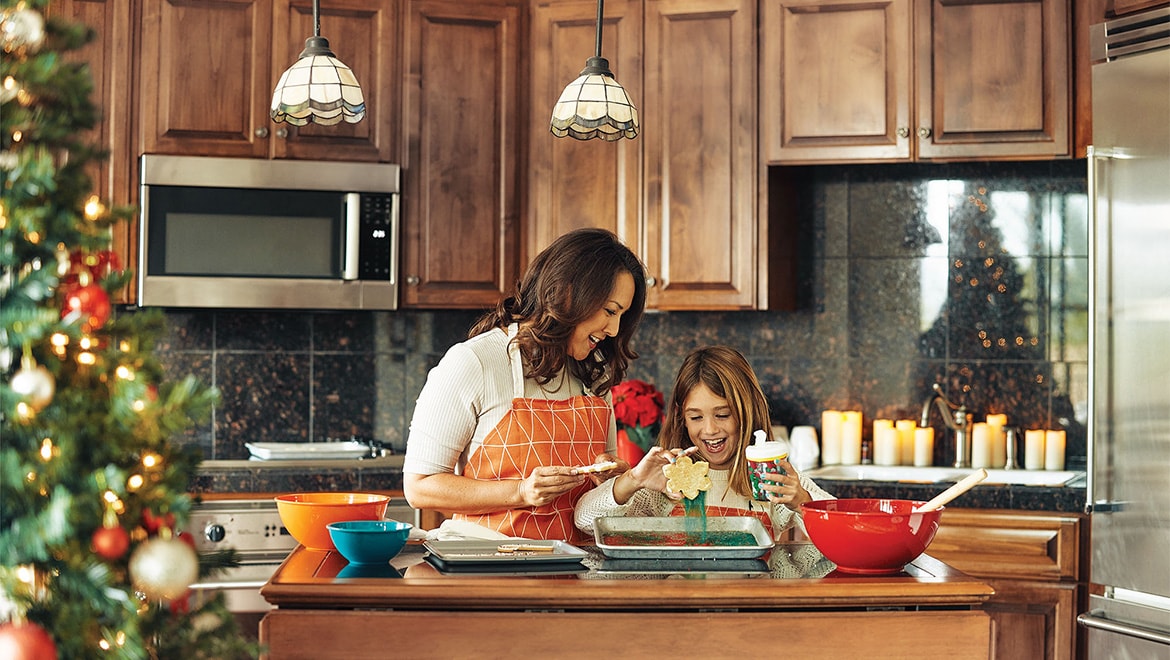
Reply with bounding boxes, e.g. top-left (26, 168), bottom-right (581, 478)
top-left (575, 345), bottom-right (834, 540)
top-left (403, 228), bottom-right (647, 542)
